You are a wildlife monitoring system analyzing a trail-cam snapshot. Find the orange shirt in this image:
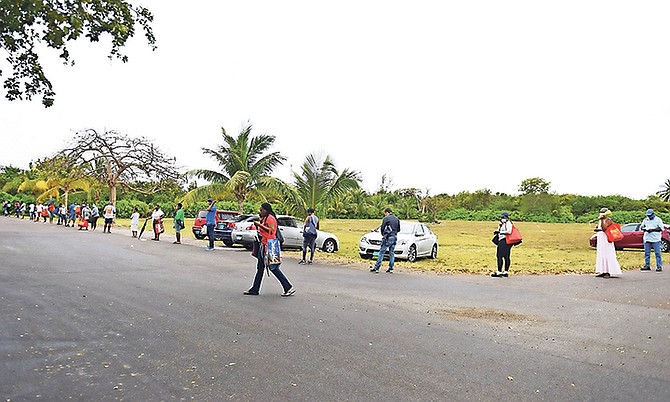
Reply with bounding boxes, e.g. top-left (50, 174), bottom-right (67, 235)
top-left (258, 214), bottom-right (277, 245)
